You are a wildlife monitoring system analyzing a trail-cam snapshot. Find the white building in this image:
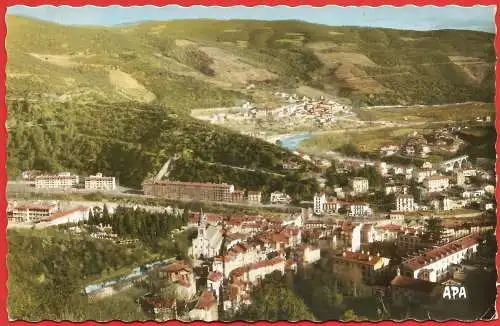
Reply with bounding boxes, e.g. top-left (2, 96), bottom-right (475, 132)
top-left (230, 257), bottom-right (285, 285)
top-left (424, 175), bottom-right (450, 193)
top-left (7, 203), bottom-right (58, 223)
top-left (396, 195), bottom-right (415, 212)
top-left (350, 177), bottom-right (369, 195)
top-left (298, 245), bottom-right (321, 264)
top-left (84, 173), bottom-right (116, 191)
top-left (35, 173), bottom-right (79, 189)
top-left (189, 213), bottom-right (224, 259)
top-left (212, 244), bottom-right (266, 278)
top-left (412, 168), bottom-right (437, 183)
top-left (313, 193), bottom-right (343, 215)
top-left (403, 234), bottom-right (480, 282)
top-left (348, 203), bottom-right (372, 218)
top-left (270, 192), bottom-right (292, 204)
